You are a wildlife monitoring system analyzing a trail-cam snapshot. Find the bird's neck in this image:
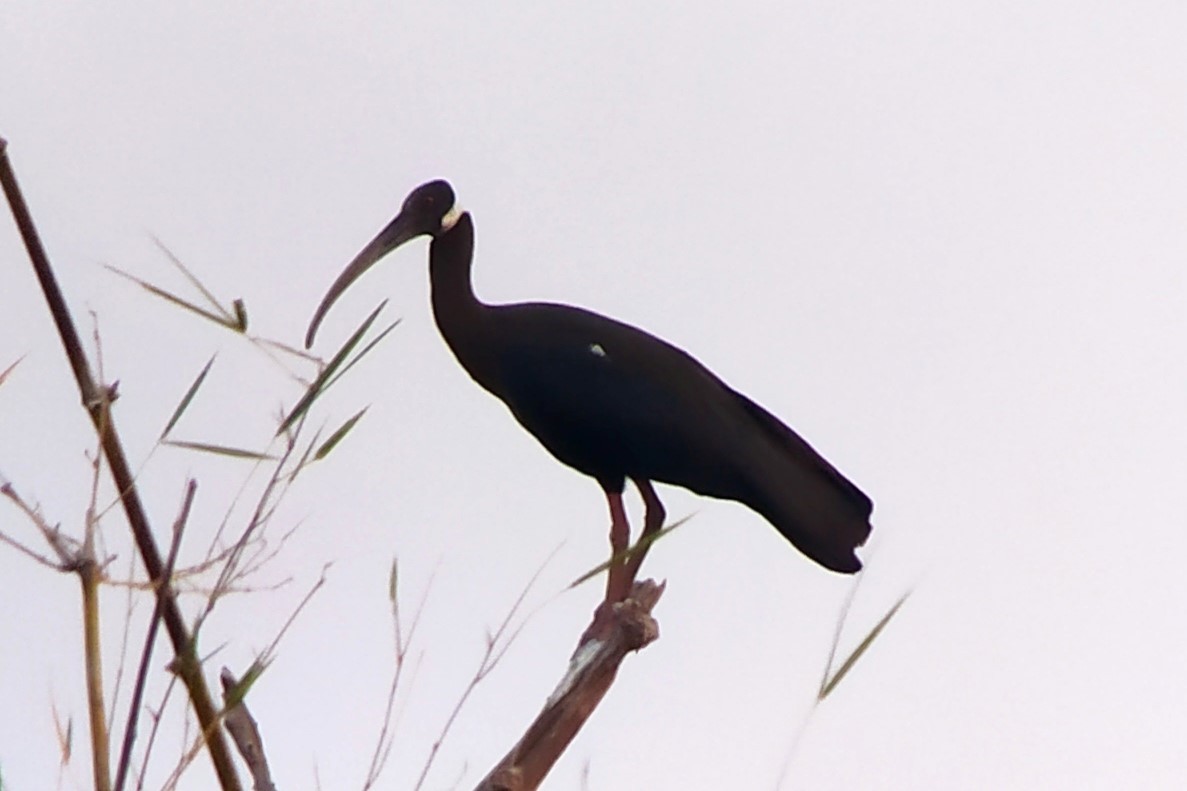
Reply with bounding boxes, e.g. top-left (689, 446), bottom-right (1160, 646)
top-left (428, 213), bottom-right (495, 379)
